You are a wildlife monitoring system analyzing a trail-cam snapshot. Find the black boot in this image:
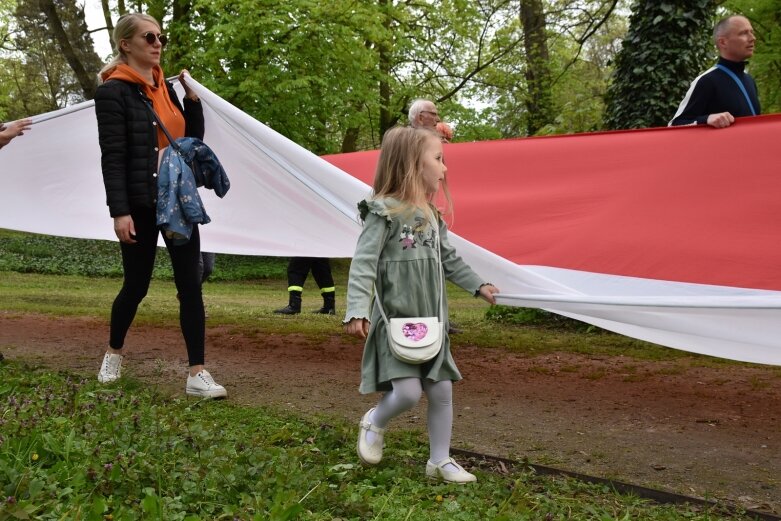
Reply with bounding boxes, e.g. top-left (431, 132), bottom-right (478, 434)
top-left (274, 290), bottom-right (302, 314)
top-left (314, 292), bottom-right (335, 315)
